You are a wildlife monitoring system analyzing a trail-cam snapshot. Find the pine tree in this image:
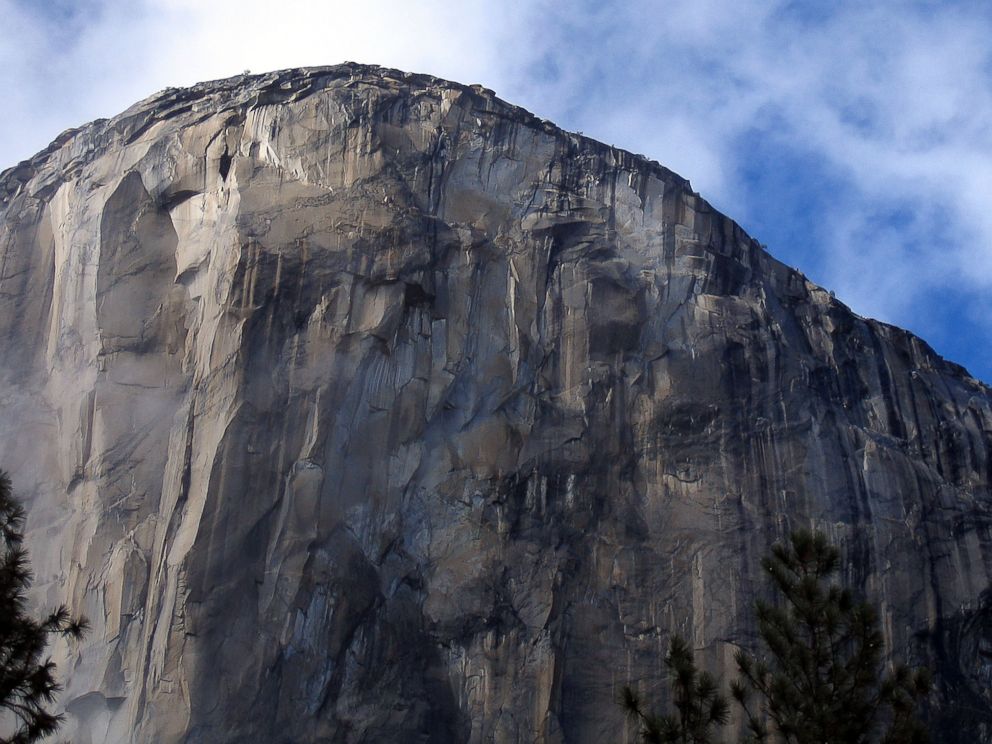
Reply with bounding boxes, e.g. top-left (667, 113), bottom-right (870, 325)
top-left (0, 470), bottom-right (87, 743)
top-left (623, 635), bottom-right (729, 743)
top-left (731, 529), bottom-right (930, 744)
